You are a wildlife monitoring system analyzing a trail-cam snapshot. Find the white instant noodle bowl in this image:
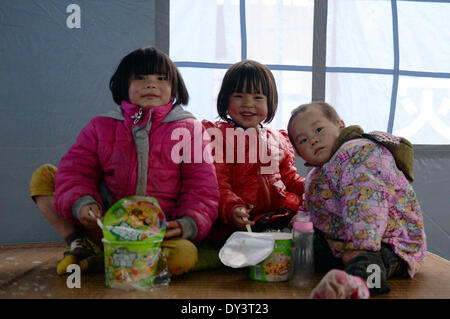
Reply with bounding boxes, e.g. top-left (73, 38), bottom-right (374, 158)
top-left (219, 231), bottom-right (293, 282)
